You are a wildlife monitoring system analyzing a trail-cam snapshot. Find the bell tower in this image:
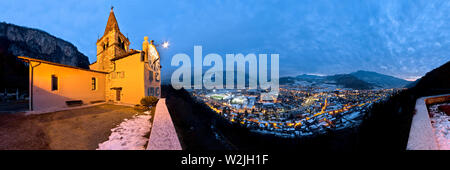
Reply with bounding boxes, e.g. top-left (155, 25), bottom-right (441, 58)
top-left (96, 7), bottom-right (130, 72)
